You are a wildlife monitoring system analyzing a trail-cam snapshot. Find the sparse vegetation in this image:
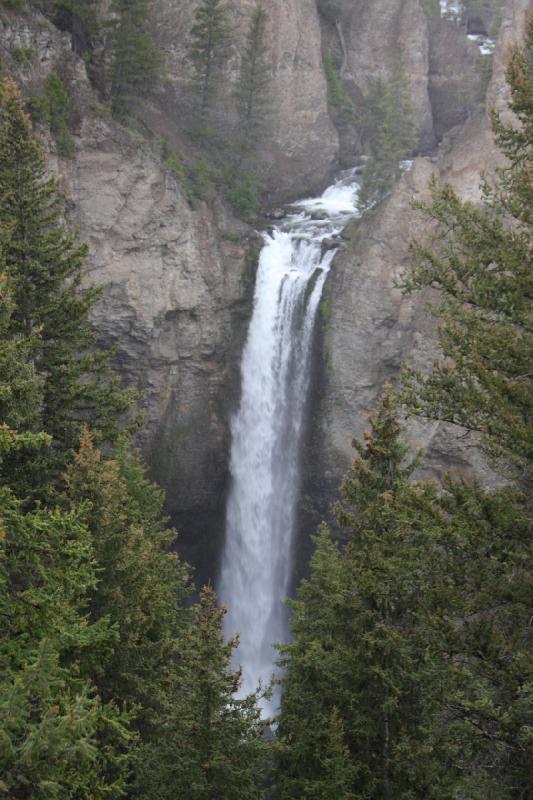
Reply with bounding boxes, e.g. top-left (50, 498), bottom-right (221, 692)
top-left (324, 49), bottom-right (354, 119)
top-left (29, 72), bottom-right (75, 156)
top-left (189, 0), bottom-right (232, 119)
top-left (228, 172), bottom-right (261, 219)
top-left (11, 46), bottom-right (33, 63)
